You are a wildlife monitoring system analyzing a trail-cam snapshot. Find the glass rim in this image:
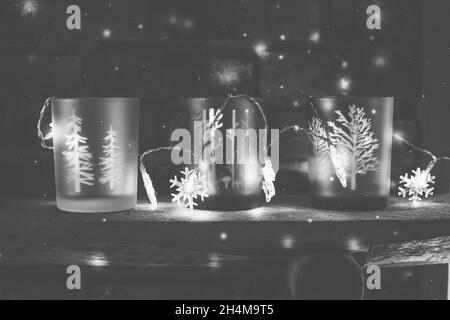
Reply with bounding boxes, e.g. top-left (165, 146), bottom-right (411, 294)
top-left (176, 96), bottom-right (261, 101)
top-left (51, 97), bottom-right (139, 102)
top-left (308, 96), bottom-right (395, 100)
